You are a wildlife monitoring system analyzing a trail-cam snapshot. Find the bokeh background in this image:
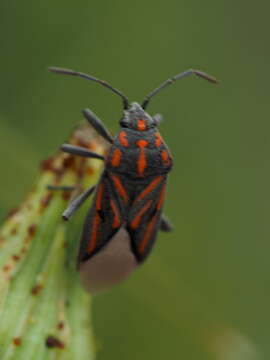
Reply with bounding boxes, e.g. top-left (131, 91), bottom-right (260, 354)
top-left (0, 1), bottom-right (269, 359)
